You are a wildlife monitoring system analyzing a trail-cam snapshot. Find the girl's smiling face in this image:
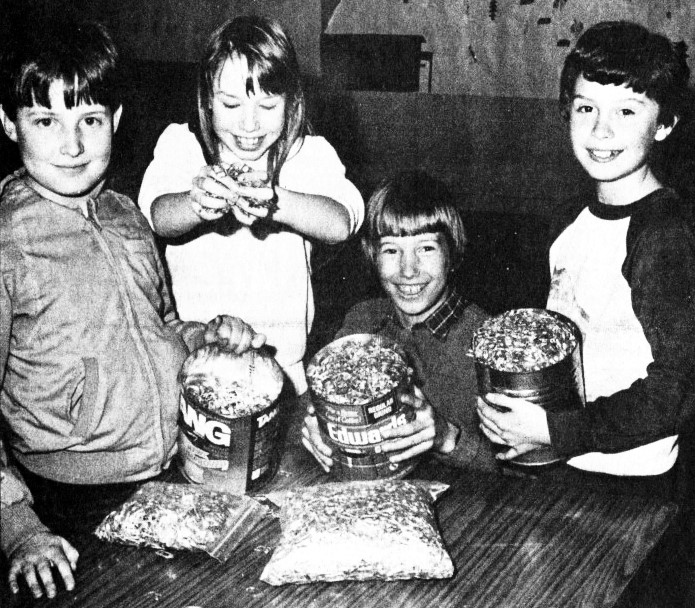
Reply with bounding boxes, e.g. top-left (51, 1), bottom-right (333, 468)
top-left (211, 55), bottom-right (286, 164)
top-left (377, 232), bottom-right (451, 328)
top-left (569, 75), bottom-right (673, 199)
